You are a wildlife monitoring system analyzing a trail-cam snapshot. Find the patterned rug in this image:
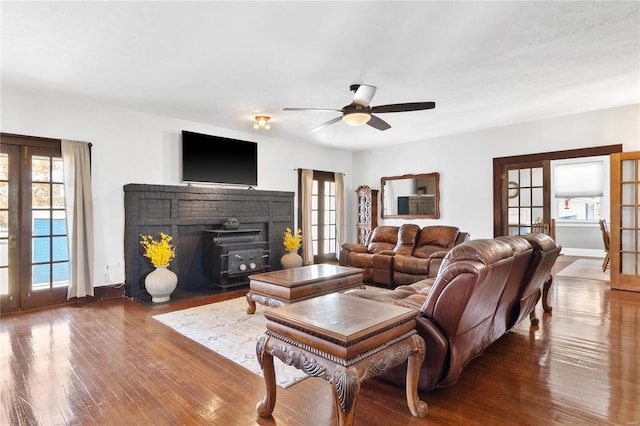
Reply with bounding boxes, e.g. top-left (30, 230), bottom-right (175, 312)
top-left (153, 295), bottom-right (308, 388)
top-left (152, 286), bottom-right (390, 389)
